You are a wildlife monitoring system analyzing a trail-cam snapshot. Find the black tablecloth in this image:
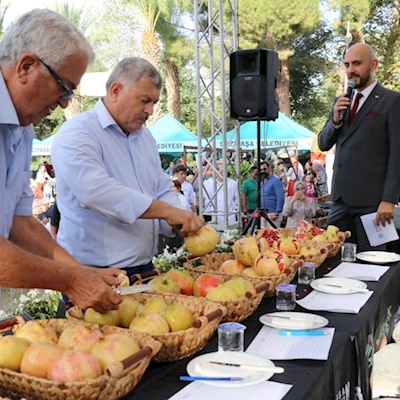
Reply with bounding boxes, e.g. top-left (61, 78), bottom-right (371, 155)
top-left (123, 254), bottom-right (400, 400)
